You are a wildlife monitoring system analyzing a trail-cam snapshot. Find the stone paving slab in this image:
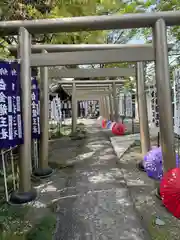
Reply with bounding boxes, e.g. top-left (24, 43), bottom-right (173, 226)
top-left (110, 127), bottom-right (159, 160)
top-left (53, 123), bottom-right (150, 240)
top-left (27, 119), bottom-right (150, 239)
top-left (54, 188), bottom-right (149, 240)
top-left (110, 134), bottom-right (140, 159)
